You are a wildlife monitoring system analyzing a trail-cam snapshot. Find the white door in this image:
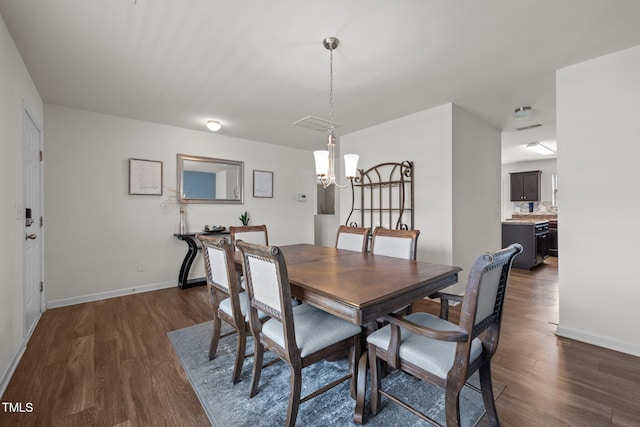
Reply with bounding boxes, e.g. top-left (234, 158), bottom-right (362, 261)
top-left (23, 109), bottom-right (43, 336)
